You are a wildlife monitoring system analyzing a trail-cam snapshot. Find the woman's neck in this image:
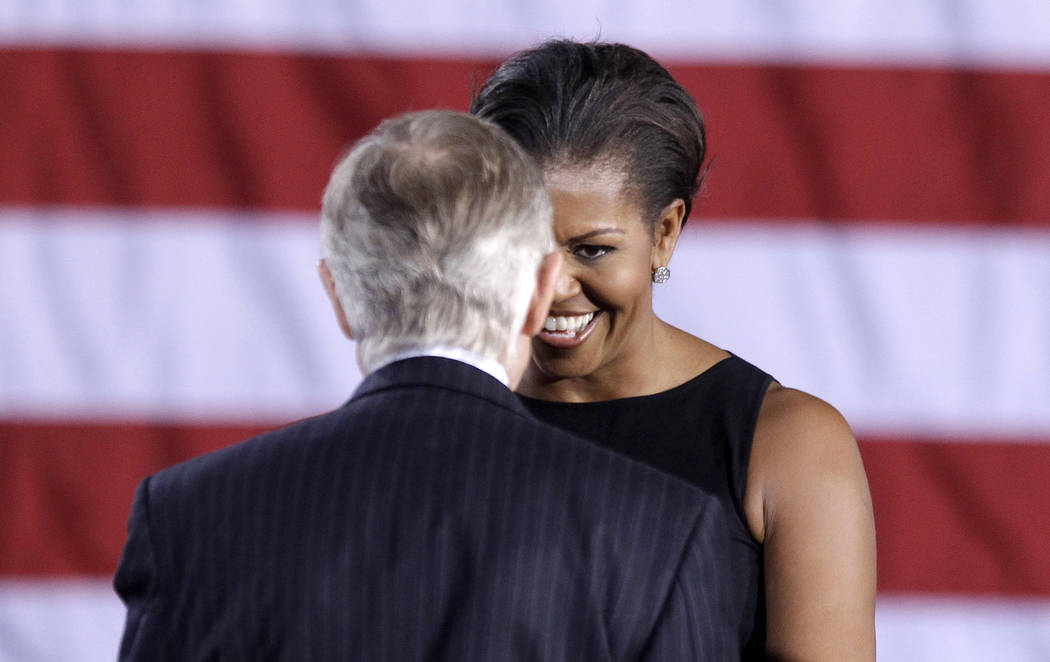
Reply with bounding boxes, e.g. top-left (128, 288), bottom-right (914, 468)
top-left (519, 318), bottom-right (724, 402)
